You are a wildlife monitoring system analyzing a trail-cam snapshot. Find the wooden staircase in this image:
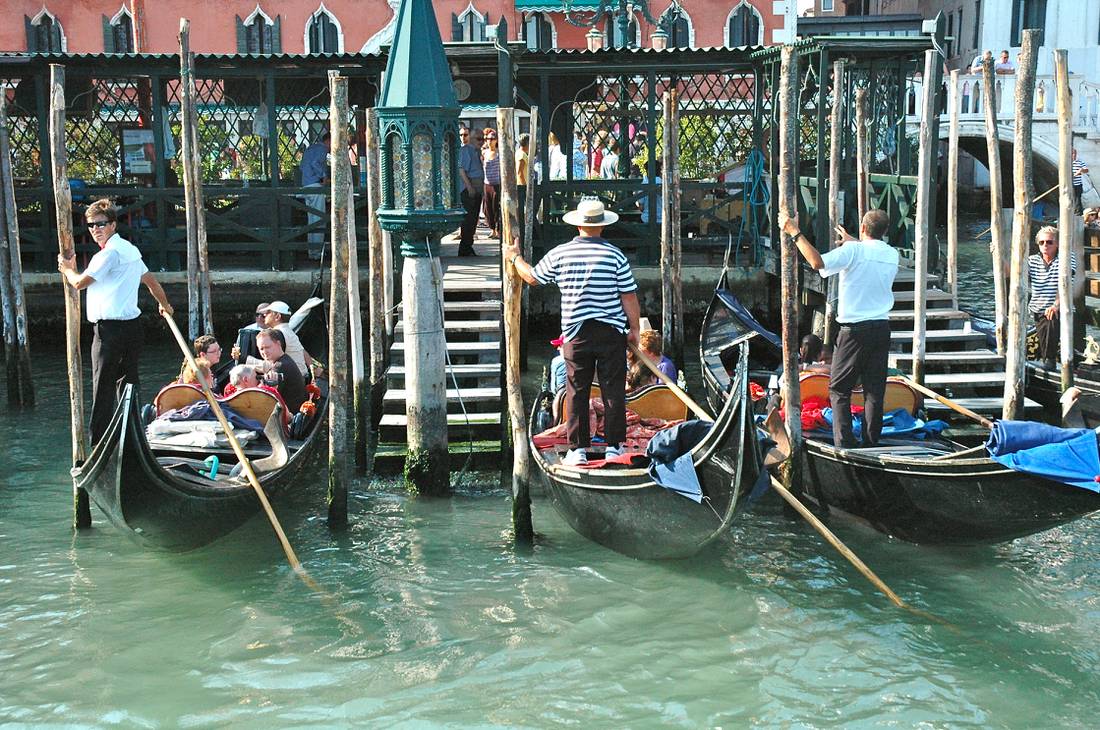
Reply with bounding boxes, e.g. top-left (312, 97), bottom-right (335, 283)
top-left (374, 229), bottom-right (506, 472)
